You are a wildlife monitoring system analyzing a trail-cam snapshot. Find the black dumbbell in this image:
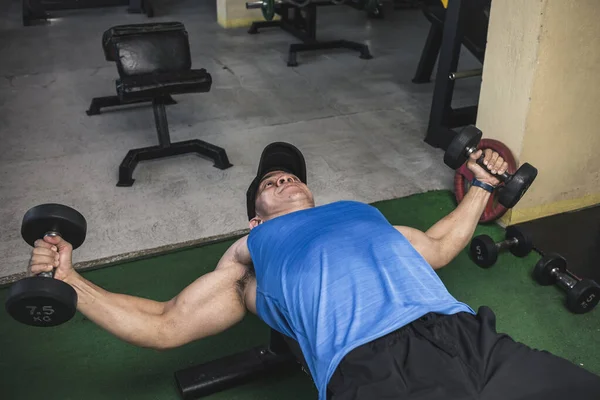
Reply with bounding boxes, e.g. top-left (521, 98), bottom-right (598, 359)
top-left (444, 125), bottom-right (538, 208)
top-left (470, 226), bottom-right (533, 268)
top-left (533, 253), bottom-right (600, 314)
top-left (5, 204), bottom-right (87, 327)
